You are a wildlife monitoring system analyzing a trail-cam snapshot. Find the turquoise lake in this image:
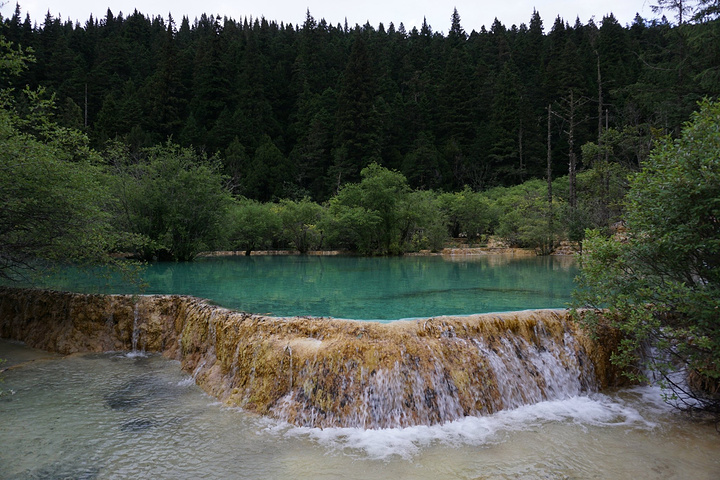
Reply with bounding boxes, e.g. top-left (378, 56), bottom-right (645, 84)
top-left (35, 254), bottom-right (579, 321)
